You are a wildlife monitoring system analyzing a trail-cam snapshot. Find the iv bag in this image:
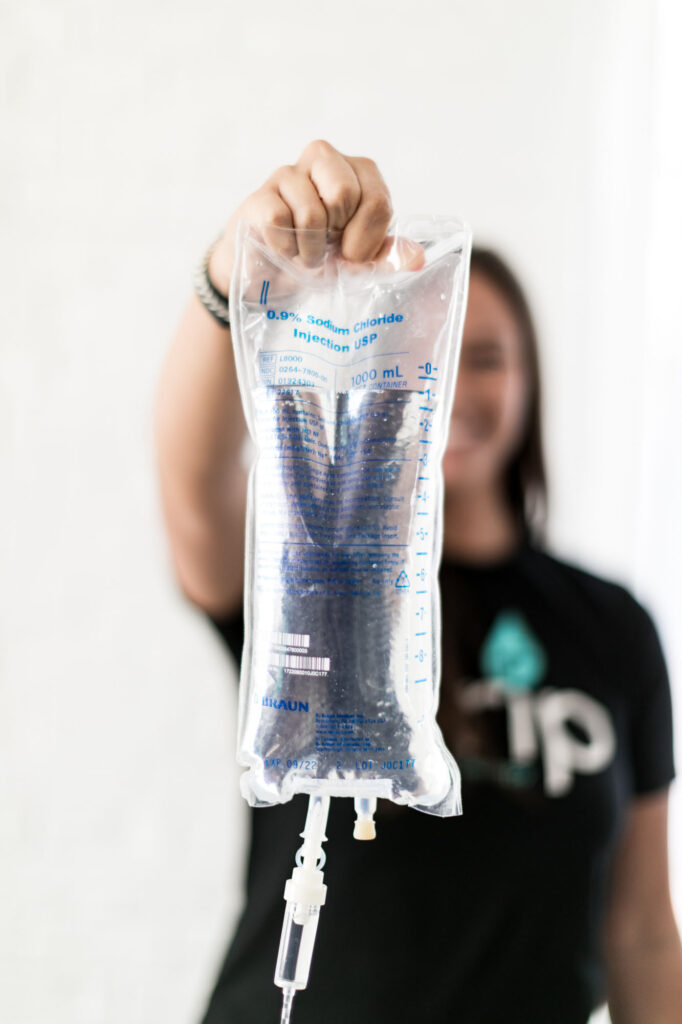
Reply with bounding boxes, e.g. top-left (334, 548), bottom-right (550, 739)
top-left (229, 217), bottom-right (471, 816)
